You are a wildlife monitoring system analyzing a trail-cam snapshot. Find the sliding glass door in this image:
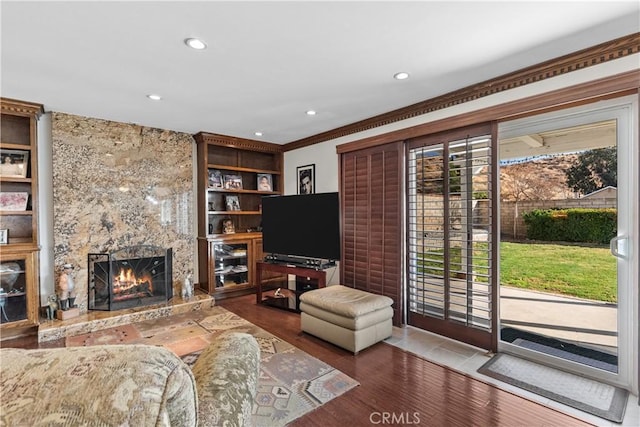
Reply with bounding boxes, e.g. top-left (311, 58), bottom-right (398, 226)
top-left (497, 96), bottom-right (637, 388)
